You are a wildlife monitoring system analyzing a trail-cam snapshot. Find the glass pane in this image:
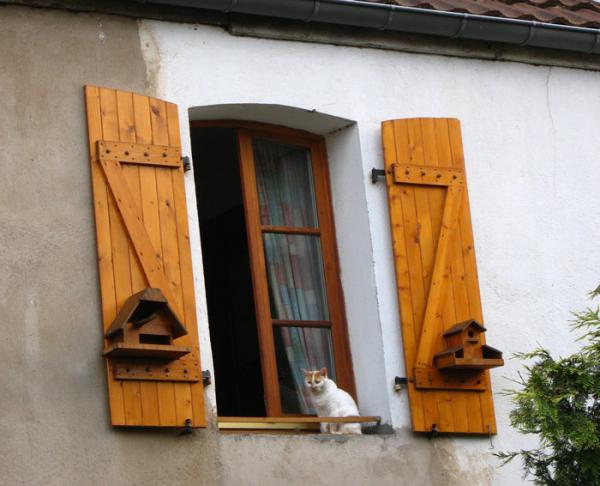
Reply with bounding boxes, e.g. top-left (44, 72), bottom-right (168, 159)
top-left (274, 326), bottom-right (336, 414)
top-left (253, 138), bottom-right (318, 228)
top-left (263, 233), bottom-right (329, 321)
